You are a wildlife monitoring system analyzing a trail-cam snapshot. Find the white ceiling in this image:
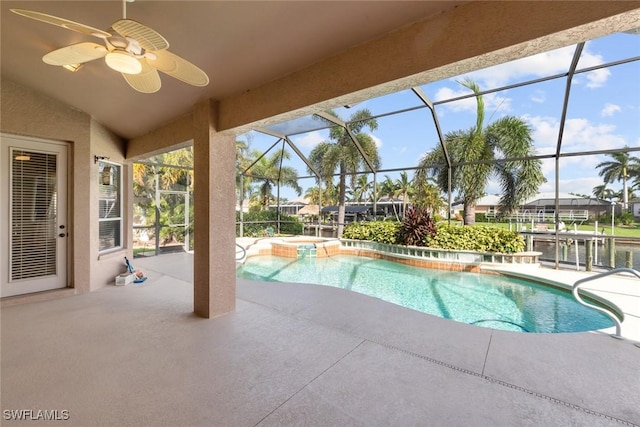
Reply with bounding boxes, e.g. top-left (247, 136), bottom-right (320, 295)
top-left (1, 1), bottom-right (468, 139)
